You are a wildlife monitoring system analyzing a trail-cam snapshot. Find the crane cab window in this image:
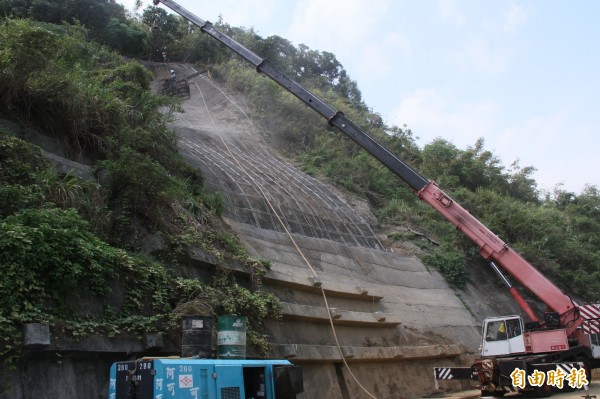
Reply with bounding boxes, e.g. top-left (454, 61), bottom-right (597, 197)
top-left (486, 321), bottom-right (507, 341)
top-left (486, 319), bottom-right (522, 341)
top-left (591, 333), bottom-right (600, 346)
